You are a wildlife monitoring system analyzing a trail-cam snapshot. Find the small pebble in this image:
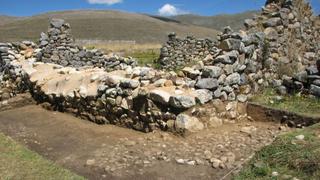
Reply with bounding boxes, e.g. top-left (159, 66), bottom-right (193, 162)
top-left (186, 160), bottom-right (196, 166)
top-left (176, 159), bottom-right (185, 164)
top-left (295, 134), bottom-right (305, 140)
top-left (272, 171), bottom-right (279, 177)
top-left (86, 159), bottom-right (95, 166)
